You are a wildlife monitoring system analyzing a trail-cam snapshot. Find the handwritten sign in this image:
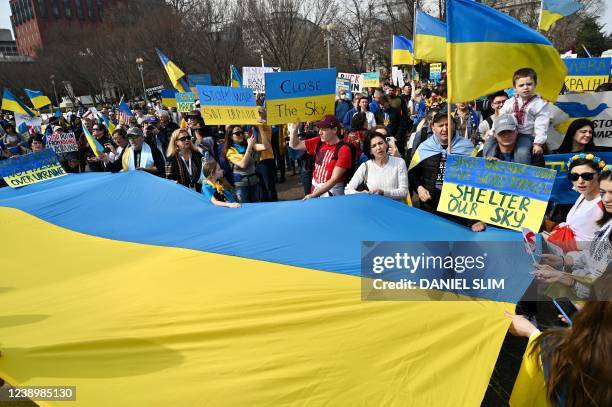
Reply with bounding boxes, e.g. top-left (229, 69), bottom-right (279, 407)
top-left (437, 155), bottom-right (556, 231)
top-left (336, 78), bottom-right (352, 96)
top-left (47, 132), bottom-right (78, 154)
top-left (430, 63), bottom-right (442, 82)
top-left (563, 57), bottom-right (611, 92)
top-left (265, 68), bottom-right (336, 125)
top-left (0, 149), bottom-right (67, 188)
top-left (242, 67), bottom-right (281, 94)
top-left (361, 72), bottom-right (380, 88)
top-left (547, 90), bottom-right (612, 149)
top-left (196, 85), bottom-right (259, 125)
top-left (338, 72), bottom-right (362, 93)
top-left (176, 92), bottom-right (195, 113)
